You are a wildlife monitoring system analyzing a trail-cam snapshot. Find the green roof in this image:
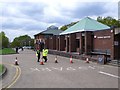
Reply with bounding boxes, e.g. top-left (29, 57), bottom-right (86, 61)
top-left (60, 17), bottom-right (110, 35)
top-left (34, 26), bottom-right (63, 36)
top-left (41, 29), bottom-right (62, 35)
